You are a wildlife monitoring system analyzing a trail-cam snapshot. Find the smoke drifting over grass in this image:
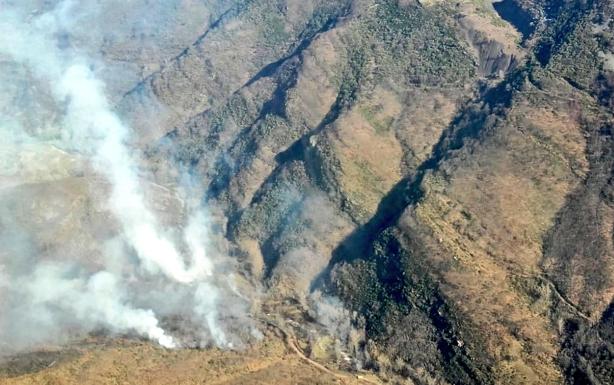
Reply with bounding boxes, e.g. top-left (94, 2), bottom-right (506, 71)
top-left (0, 1), bottom-right (253, 353)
